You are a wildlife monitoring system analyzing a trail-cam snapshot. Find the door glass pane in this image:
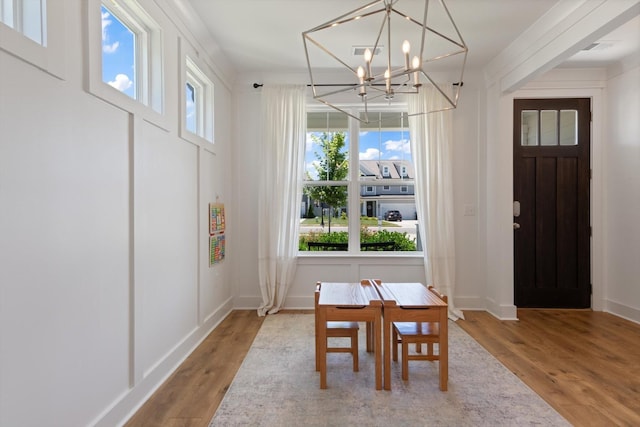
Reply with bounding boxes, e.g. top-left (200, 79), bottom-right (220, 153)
top-left (540, 110), bottom-right (558, 146)
top-left (560, 110), bottom-right (578, 146)
top-left (521, 110), bottom-right (538, 146)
